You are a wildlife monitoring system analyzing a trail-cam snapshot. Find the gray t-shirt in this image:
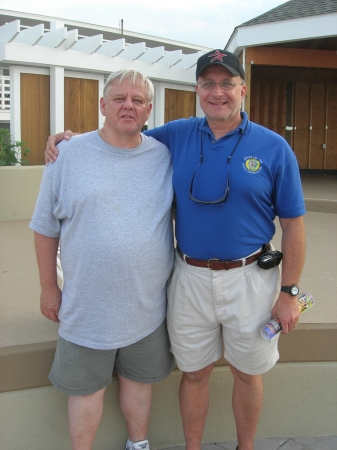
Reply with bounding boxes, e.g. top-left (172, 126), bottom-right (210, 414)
top-left (30, 131), bottom-right (174, 349)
